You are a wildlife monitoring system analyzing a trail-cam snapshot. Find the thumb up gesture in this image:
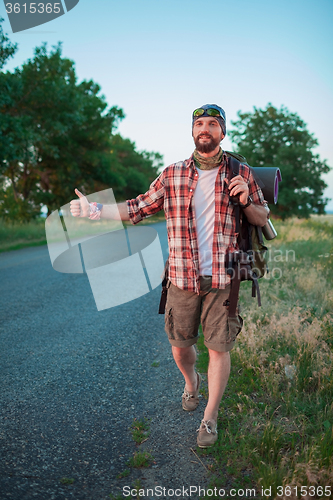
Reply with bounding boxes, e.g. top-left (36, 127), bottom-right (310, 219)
top-left (70, 188), bottom-right (90, 218)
